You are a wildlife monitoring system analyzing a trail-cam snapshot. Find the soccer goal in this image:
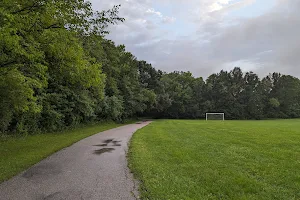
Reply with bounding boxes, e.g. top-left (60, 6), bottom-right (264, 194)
top-left (206, 113), bottom-right (225, 121)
